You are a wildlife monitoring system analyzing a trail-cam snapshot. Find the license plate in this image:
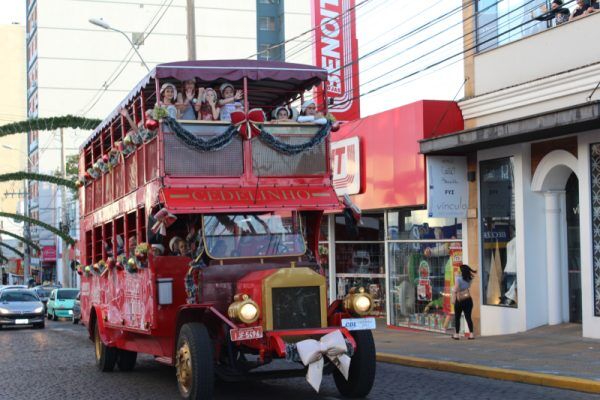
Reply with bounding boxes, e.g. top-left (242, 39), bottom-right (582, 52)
top-left (68, 310), bottom-right (73, 315)
top-left (15, 319), bottom-right (28, 325)
top-left (230, 326), bottom-right (263, 342)
top-left (341, 317), bottom-right (376, 331)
